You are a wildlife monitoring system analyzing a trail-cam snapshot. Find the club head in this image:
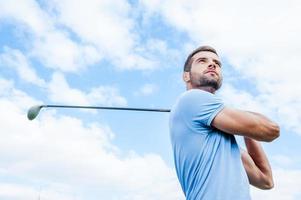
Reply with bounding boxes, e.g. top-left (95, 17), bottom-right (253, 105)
top-left (27, 105), bottom-right (43, 120)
